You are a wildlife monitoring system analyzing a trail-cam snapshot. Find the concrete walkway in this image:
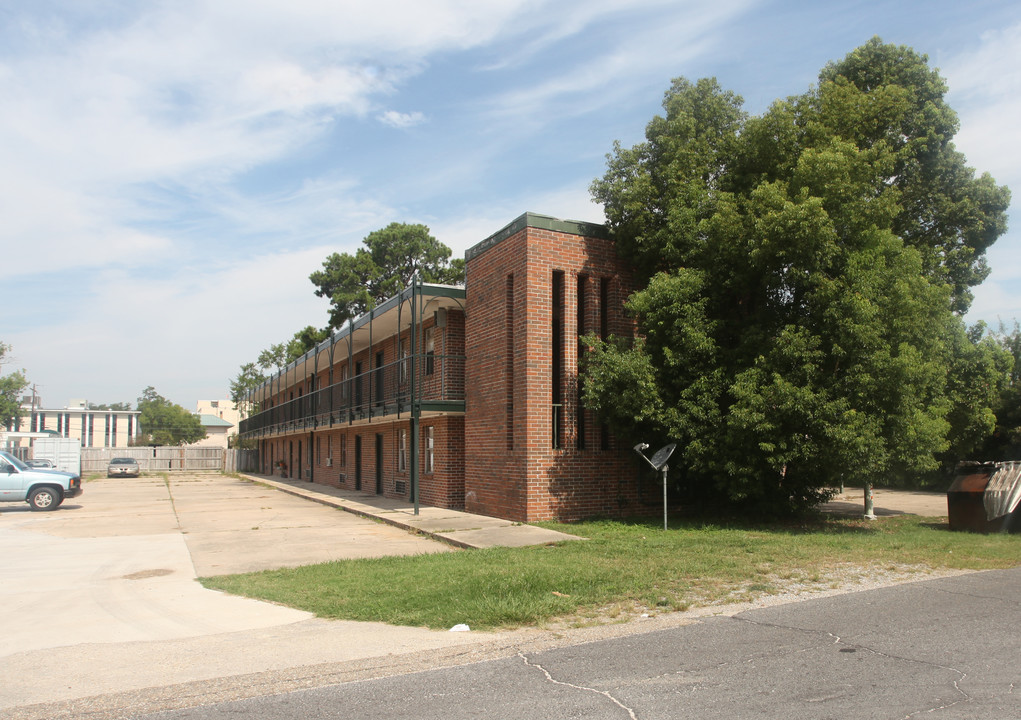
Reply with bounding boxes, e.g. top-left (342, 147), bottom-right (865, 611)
top-left (240, 473), bottom-right (583, 548)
